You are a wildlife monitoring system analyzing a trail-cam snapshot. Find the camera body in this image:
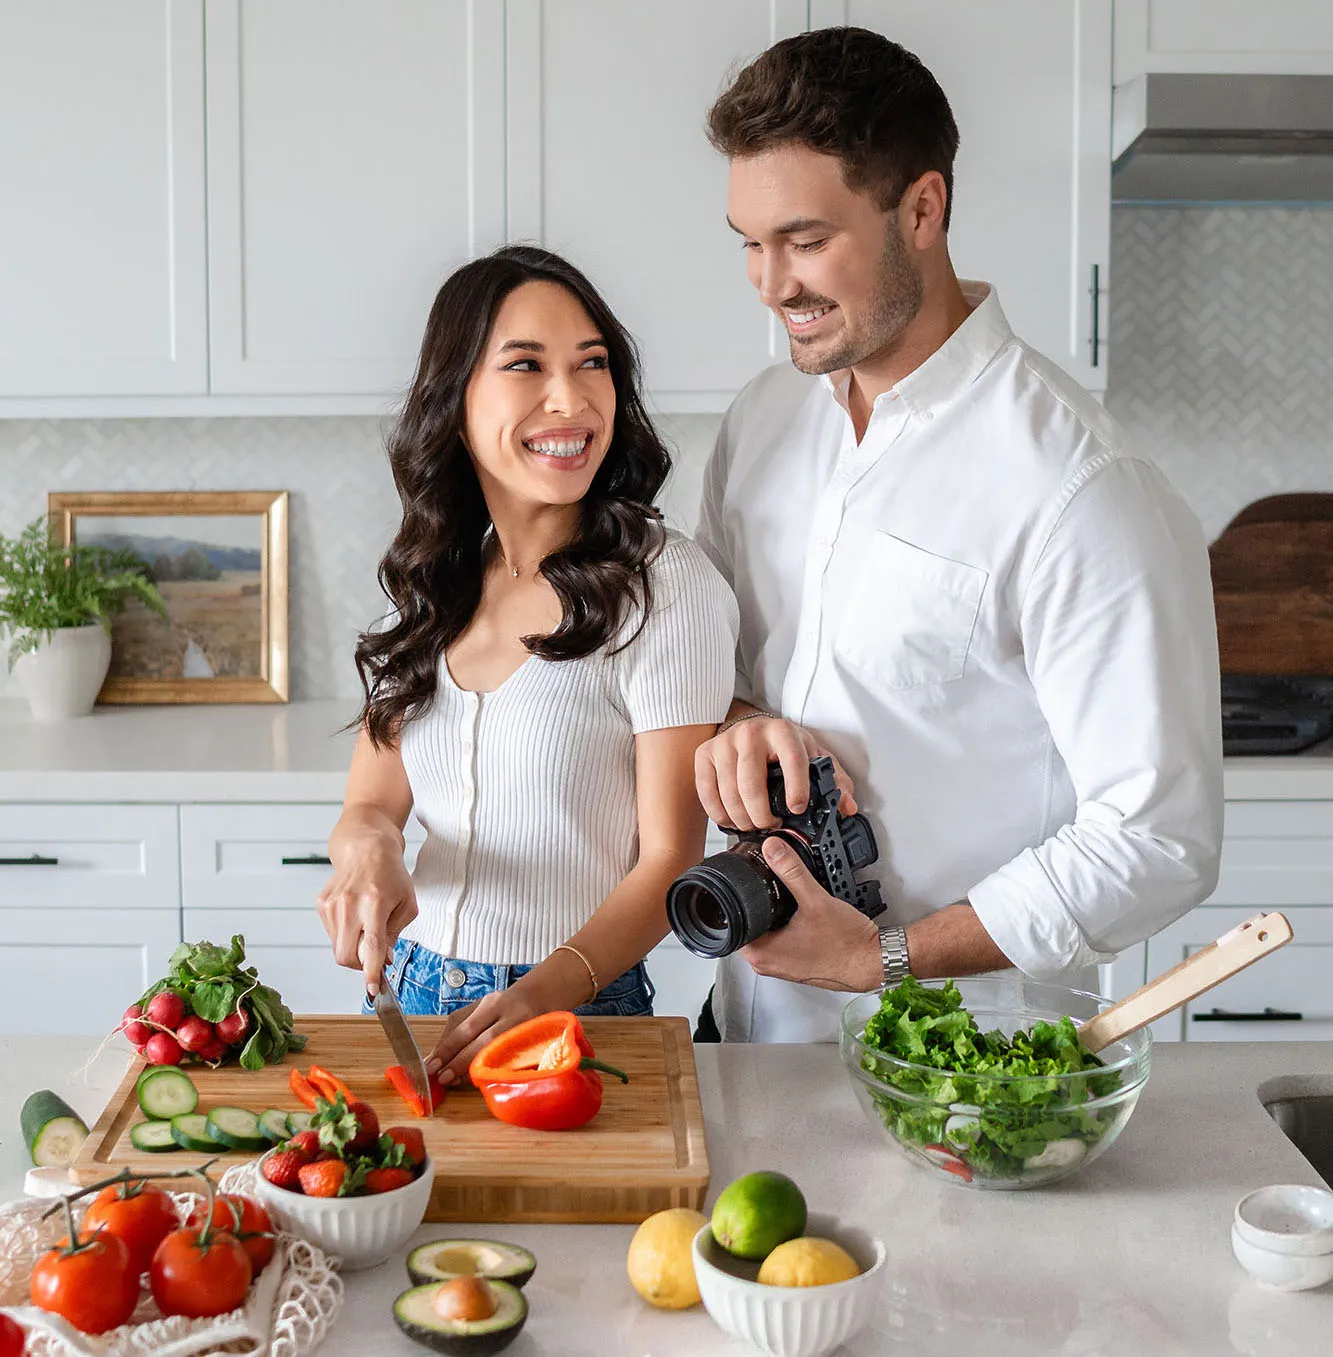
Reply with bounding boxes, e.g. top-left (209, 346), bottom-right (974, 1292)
top-left (666, 755), bottom-right (885, 958)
